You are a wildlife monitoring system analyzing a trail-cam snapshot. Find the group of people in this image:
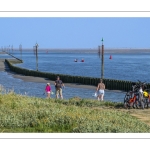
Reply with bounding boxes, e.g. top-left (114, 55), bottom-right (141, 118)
top-left (45, 76), bottom-right (105, 101)
top-left (45, 76), bottom-right (65, 99)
